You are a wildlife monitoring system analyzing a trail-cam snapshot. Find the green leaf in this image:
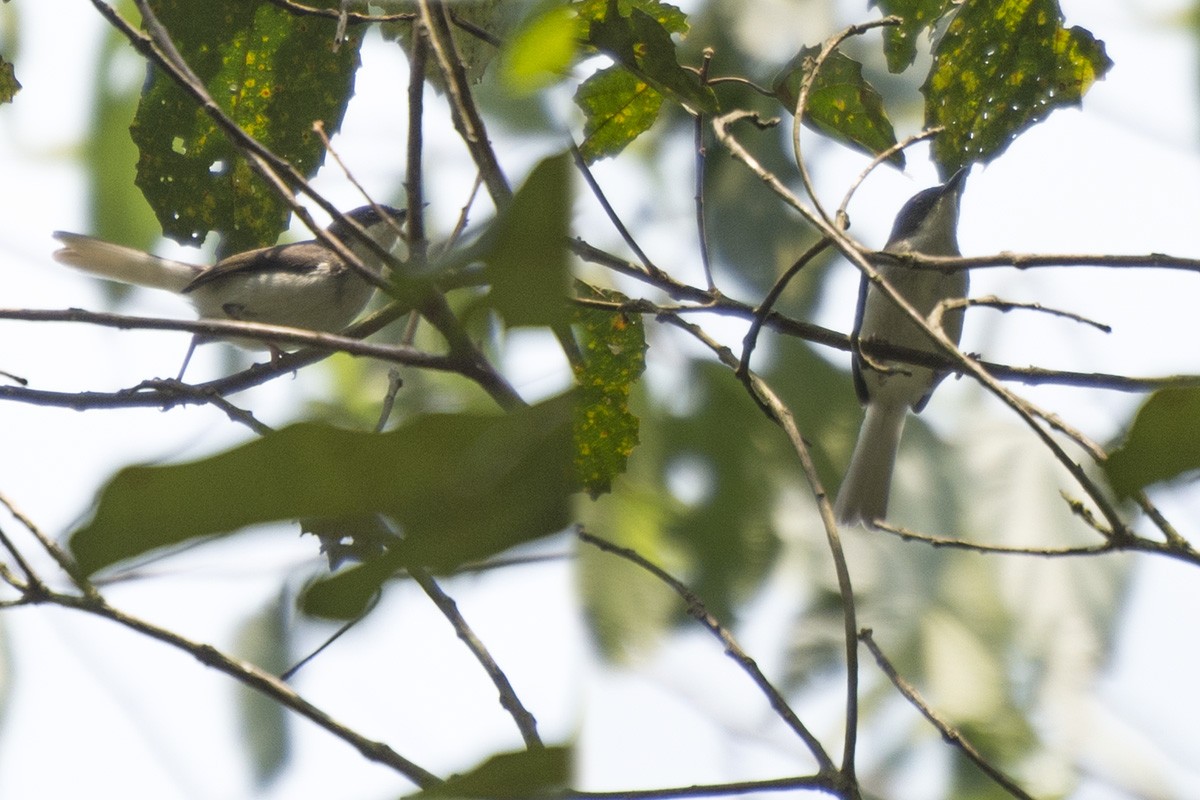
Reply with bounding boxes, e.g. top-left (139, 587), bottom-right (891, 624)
top-left (483, 154), bottom-right (571, 327)
top-left (773, 46), bottom-right (902, 167)
top-left (408, 746), bottom-right (570, 798)
top-left (871, 0), bottom-right (957, 73)
top-left (131, 0), bottom-right (362, 253)
top-left (584, 3), bottom-right (716, 115)
top-left (575, 65), bottom-right (664, 163)
top-left (234, 592), bottom-right (292, 786)
top-left (1104, 388), bottom-right (1200, 497)
top-left (572, 285), bottom-right (646, 497)
top-left (300, 550), bottom-right (396, 619)
top-left (575, 0), bottom-right (689, 34)
top-left (924, 0), bottom-right (1112, 174)
top-left (501, 5), bottom-right (582, 94)
top-left (0, 55), bottom-right (19, 104)
top-left (70, 395), bottom-right (577, 577)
